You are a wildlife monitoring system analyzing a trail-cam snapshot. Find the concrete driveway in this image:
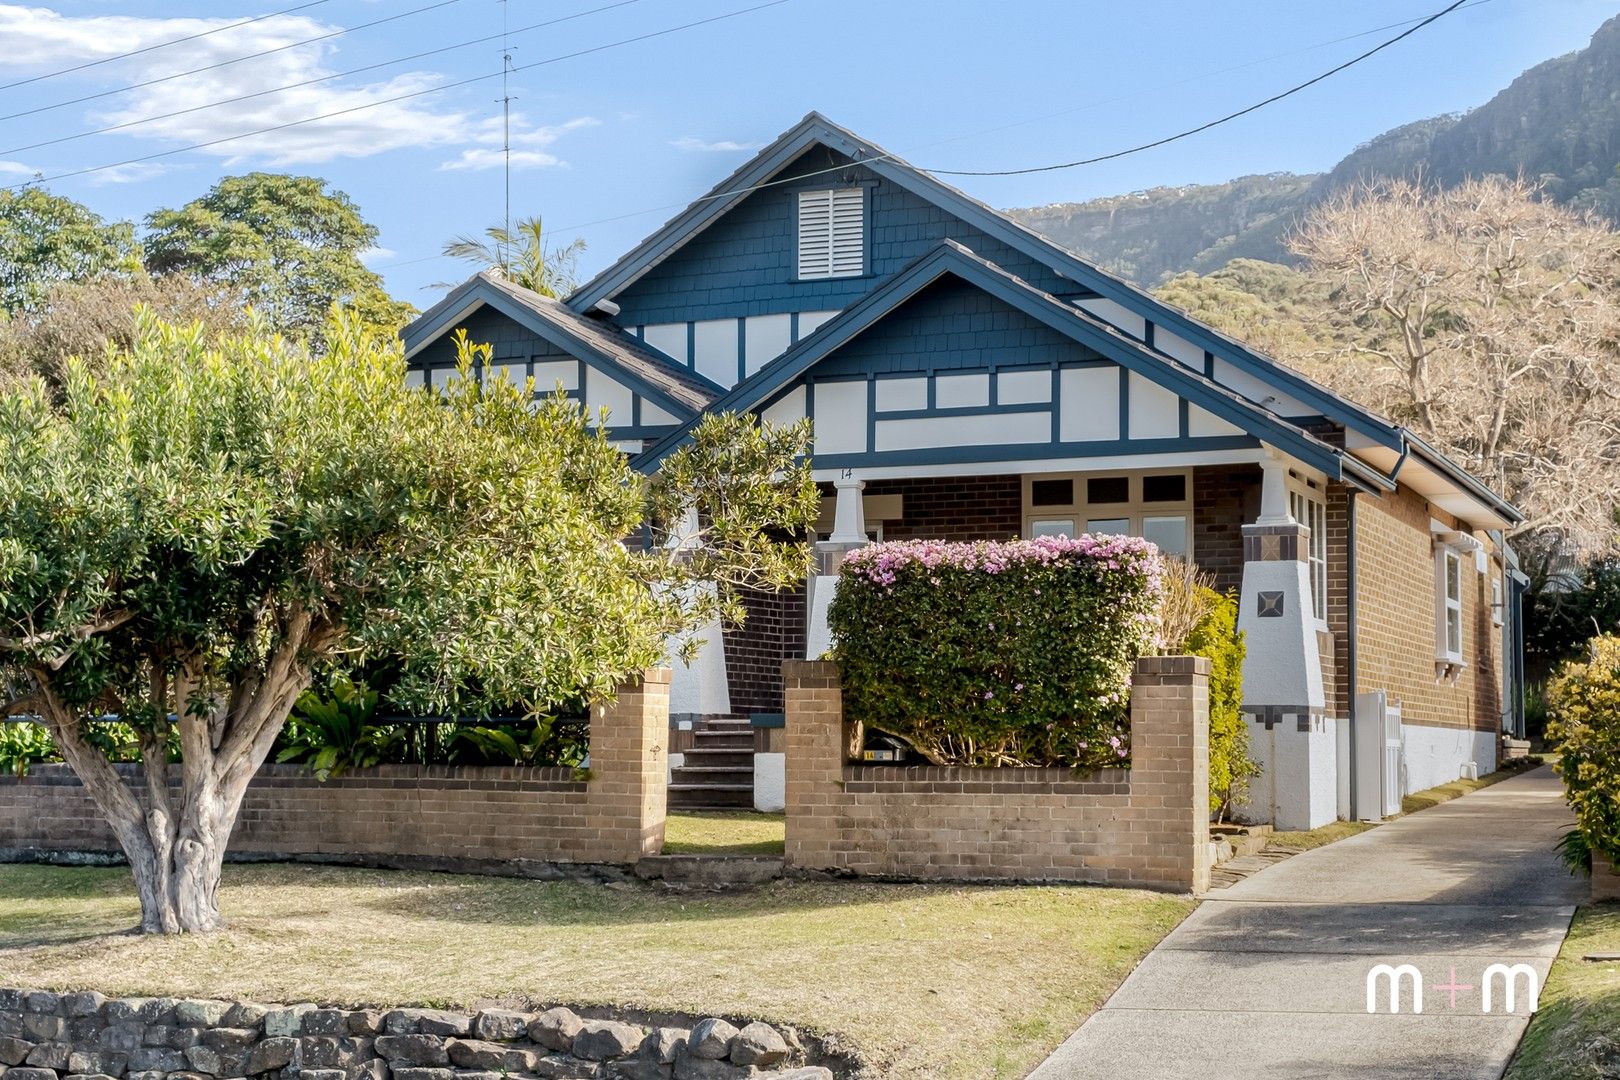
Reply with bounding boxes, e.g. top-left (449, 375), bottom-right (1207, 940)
top-left (1031, 766), bottom-right (1582, 1080)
